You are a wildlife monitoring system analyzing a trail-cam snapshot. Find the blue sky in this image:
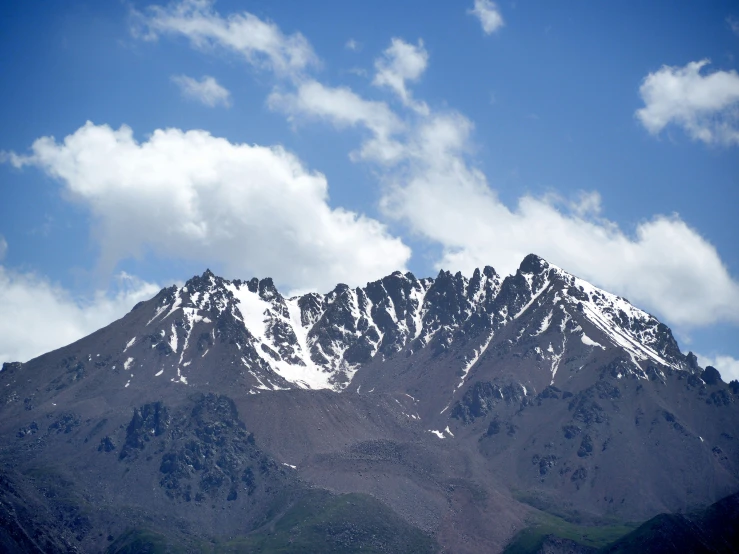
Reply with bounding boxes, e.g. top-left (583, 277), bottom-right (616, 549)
top-left (1, 0), bottom-right (738, 379)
